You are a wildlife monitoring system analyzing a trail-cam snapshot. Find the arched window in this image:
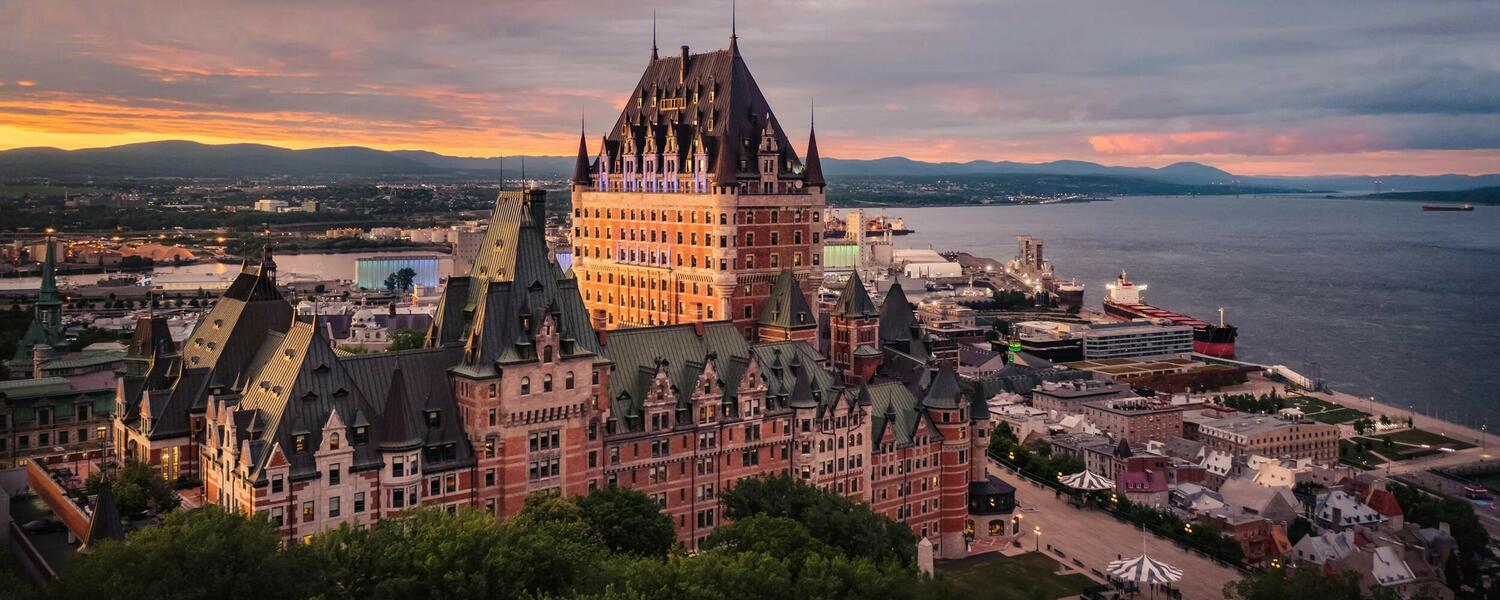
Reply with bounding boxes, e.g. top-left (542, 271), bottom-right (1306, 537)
top-left (330, 433), bottom-right (340, 450)
top-left (543, 346), bottom-right (554, 363)
top-left (543, 374), bottom-right (553, 393)
top-left (520, 377), bottom-right (532, 395)
top-left (719, 213), bottom-right (728, 225)
top-left (565, 371), bottom-right (576, 390)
